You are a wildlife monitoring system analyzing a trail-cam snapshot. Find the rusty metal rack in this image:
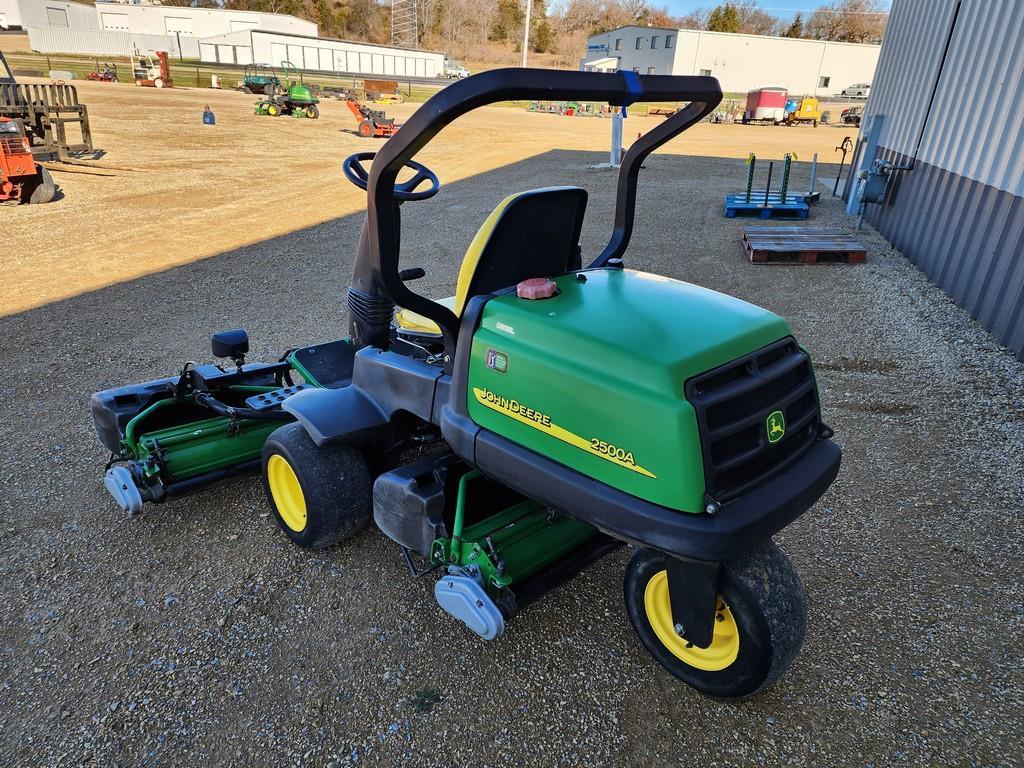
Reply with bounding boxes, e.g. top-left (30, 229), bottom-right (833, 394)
top-left (0, 51), bottom-right (94, 161)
